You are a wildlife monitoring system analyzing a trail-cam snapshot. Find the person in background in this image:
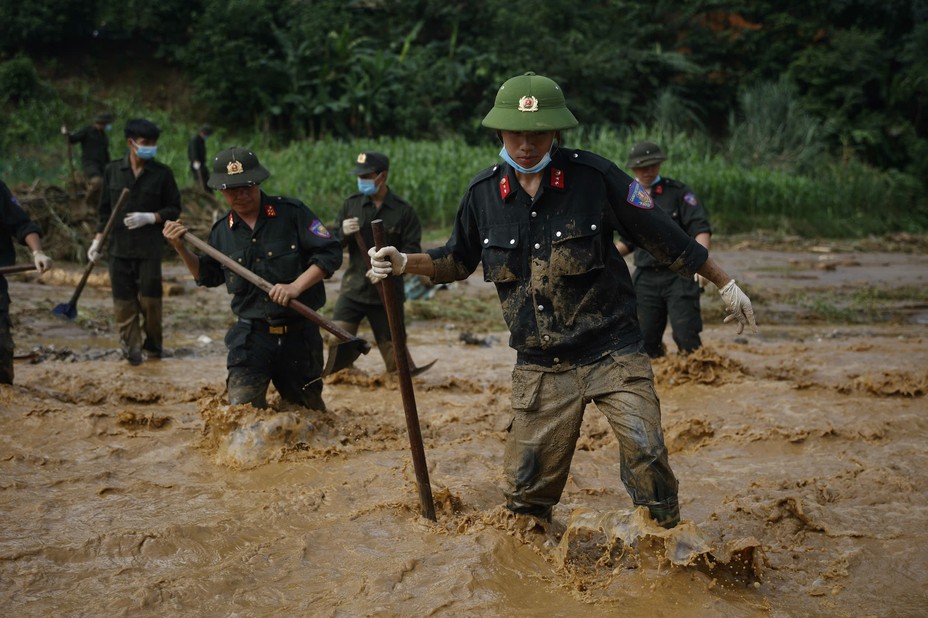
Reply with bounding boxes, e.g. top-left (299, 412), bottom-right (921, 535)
top-left (88, 118), bottom-right (181, 365)
top-left (163, 147), bottom-right (342, 411)
top-left (188, 124), bottom-right (213, 192)
top-left (616, 141), bottom-right (712, 357)
top-left (369, 72), bottom-right (757, 528)
top-left (61, 111), bottom-right (115, 207)
top-left (1, 179), bottom-right (53, 384)
top-left (331, 151), bottom-right (422, 373)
